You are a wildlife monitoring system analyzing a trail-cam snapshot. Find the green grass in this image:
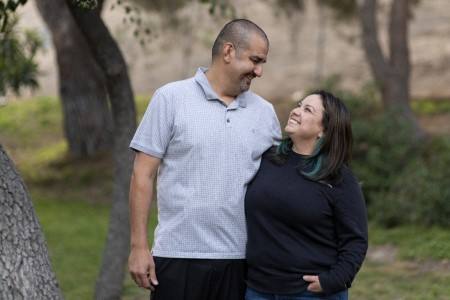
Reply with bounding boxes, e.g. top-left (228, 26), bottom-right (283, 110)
top-left (33, 196), bottom-right (450, 299)
top-left (33, 195), bottom-right (158, 300)
top-left (370, 225), bottom-right (450, 260)
top-left (412, 98), bottom-right (450, 115)
top-left (352, 261), bottom-right (450, 299)
top-left (34, 197), bottom-right (110, 299)
top-left (2, 96), bottom-right (450, 299)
